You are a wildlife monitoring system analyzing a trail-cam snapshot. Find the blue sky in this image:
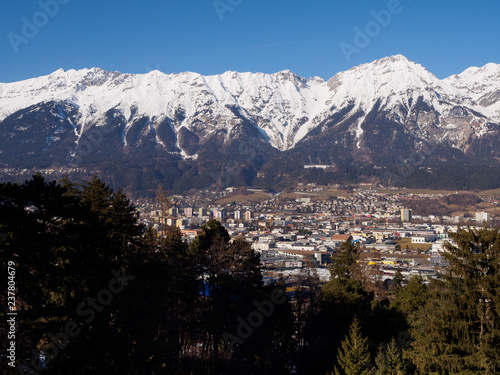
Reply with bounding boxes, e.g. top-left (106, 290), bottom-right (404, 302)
top-left (1, 0), bottom-right (499, 82)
